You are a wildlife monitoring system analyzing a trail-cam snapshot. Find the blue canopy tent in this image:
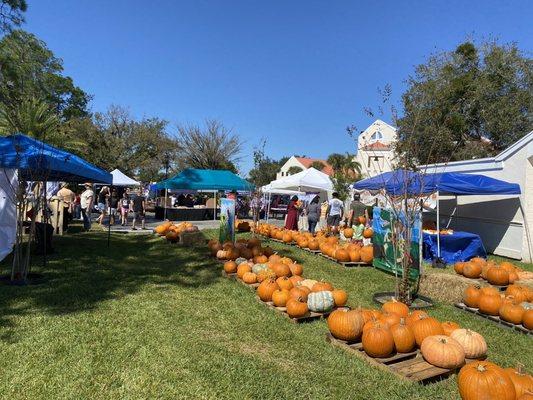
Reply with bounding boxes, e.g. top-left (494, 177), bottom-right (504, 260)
top-left (154, 169), bottom-right (254, 220)
top-left (0, 134), bottom-right (112, 183)
top-left (353, 170), bottom-right (521, 263)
